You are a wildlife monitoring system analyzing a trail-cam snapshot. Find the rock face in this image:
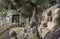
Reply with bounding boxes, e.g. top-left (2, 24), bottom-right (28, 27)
top-left (38, 3), bottom-right (60, 39)
top-left (43, 7), bottom-right (60, 39)
top-left (8, 4), bottom-right (60, 39)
